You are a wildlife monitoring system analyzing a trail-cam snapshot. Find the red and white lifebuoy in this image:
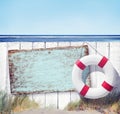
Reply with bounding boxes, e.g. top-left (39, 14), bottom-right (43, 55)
top-left (72, 55), bottom-right (118, 99)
